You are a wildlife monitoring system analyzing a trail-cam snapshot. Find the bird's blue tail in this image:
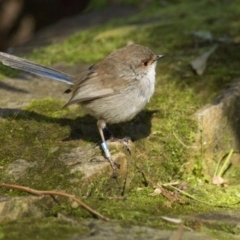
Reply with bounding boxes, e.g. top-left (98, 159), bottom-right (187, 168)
top-left (0, 52), bottom-right (73, 85)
